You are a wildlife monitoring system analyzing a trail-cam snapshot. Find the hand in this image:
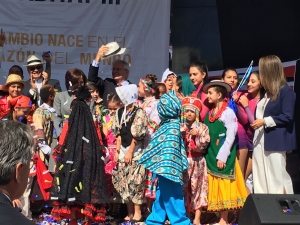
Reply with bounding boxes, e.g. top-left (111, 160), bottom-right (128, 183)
top-left (12, 199), bottom-right (22, 208)
top-left (124, 150), bottom-right (133, 164)
top-left (42, 51), bottom-right (52, 63)
top-left (232, 91), bottom-right (240, 102)
top-left (238, 95), bottom-right (249, 108)
top-left (0, 28), bottom-right (5, 47)
top-left (30, 76), bottom-right (37, 89)
top-left (42, 71), bottom-right (49, 85)
top-left (217, 160), bottom-right (226, 169)
top-left (95, 45), bottom-right (109, 62)
top-left (251, 119), bottom-right (265, 130)
top-left (189, 128), bottom-right (198, 136)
